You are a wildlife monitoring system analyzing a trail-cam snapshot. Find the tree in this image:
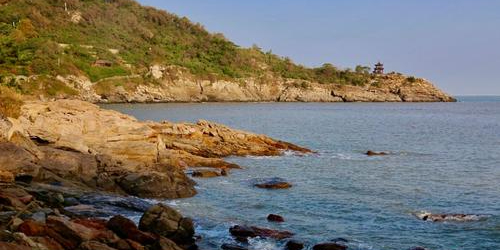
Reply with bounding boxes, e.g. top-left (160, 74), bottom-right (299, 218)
top-left (355, 65), bottom-right (370, 74)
